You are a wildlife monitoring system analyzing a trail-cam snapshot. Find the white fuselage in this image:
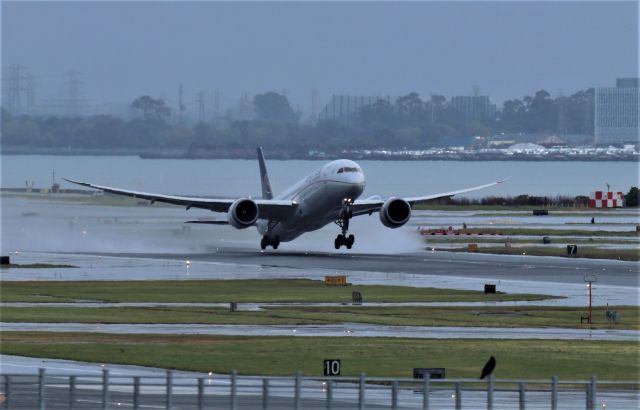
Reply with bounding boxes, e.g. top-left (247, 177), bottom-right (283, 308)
top-left (256, 159), bottom-right (365, 242)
